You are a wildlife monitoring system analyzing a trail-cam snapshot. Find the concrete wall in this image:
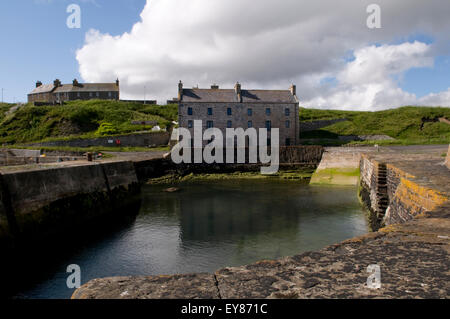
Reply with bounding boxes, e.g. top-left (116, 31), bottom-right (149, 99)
top-left (28, 132), bottom-right (170, 148)
top-left (0, 161), bottom-right (140, 248)
top-left (310, 147), bottom-right (367, 185)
